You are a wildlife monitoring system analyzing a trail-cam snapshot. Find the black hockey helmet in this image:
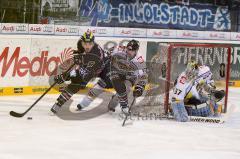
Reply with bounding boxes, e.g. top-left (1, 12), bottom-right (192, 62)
top-left (81, 30), bottom-right (95, 43)
top-left (127, 39), bottom-right (140, 51)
